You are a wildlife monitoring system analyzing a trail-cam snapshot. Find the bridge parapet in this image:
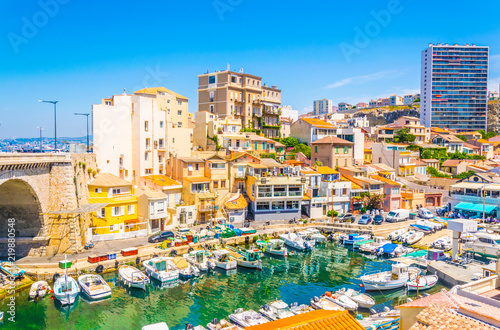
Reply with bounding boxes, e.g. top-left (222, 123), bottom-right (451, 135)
top-left (0, 153), bottom-right (72, 170)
